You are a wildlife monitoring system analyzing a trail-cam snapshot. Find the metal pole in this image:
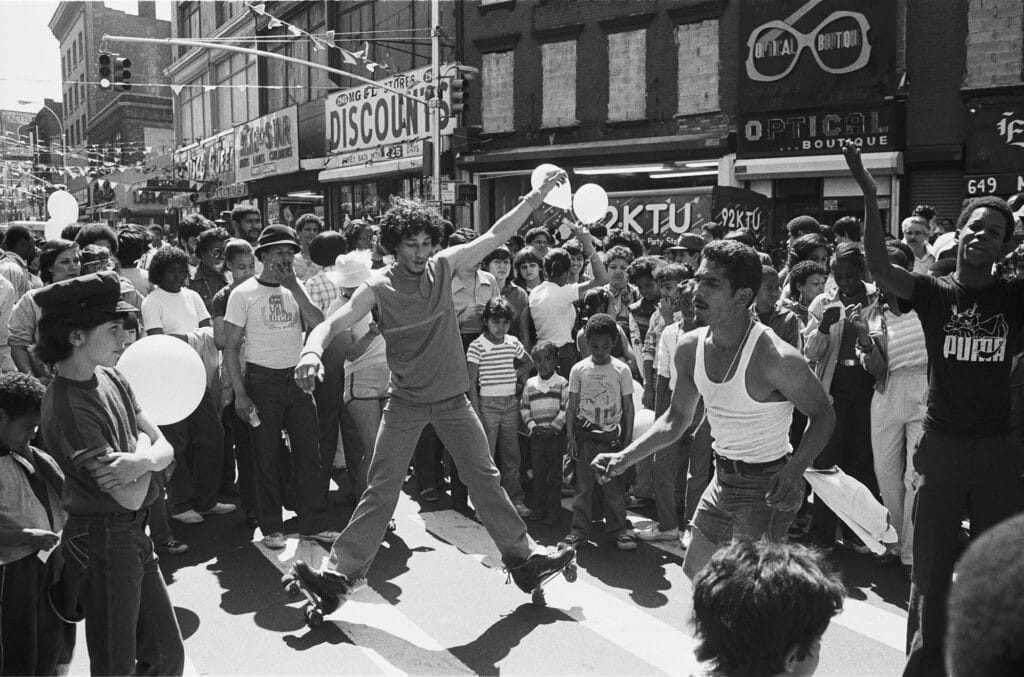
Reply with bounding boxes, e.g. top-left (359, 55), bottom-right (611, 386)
top-left (431, 0), bottom-right (442, 203)
top-left (101, 34), bottom-right (429, 104)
